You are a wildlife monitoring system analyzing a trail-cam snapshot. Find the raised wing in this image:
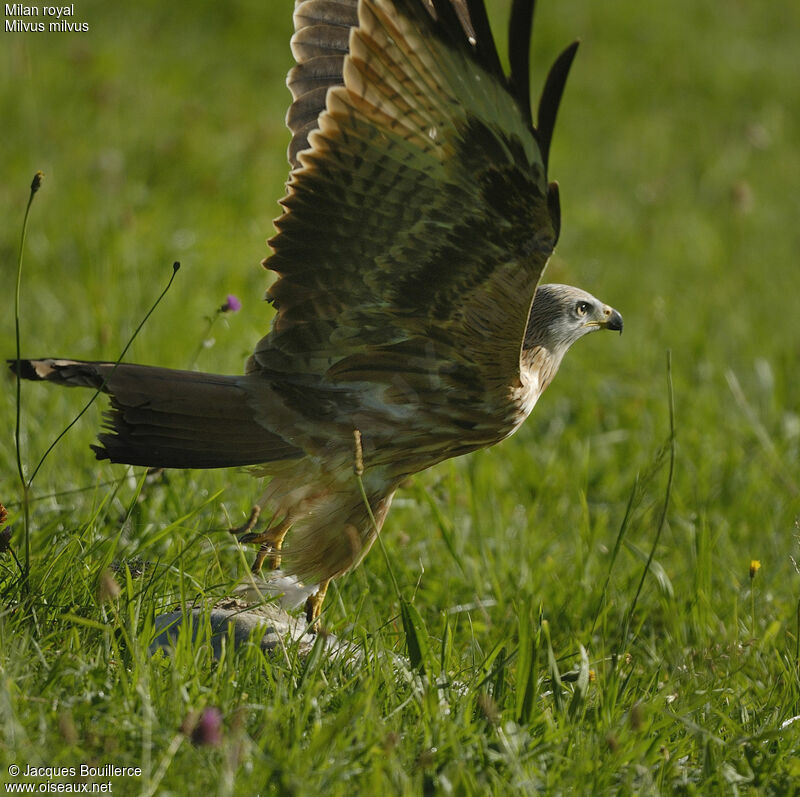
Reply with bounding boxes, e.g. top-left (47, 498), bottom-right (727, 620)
top-left (253, 0), bottom-right (577, 406)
